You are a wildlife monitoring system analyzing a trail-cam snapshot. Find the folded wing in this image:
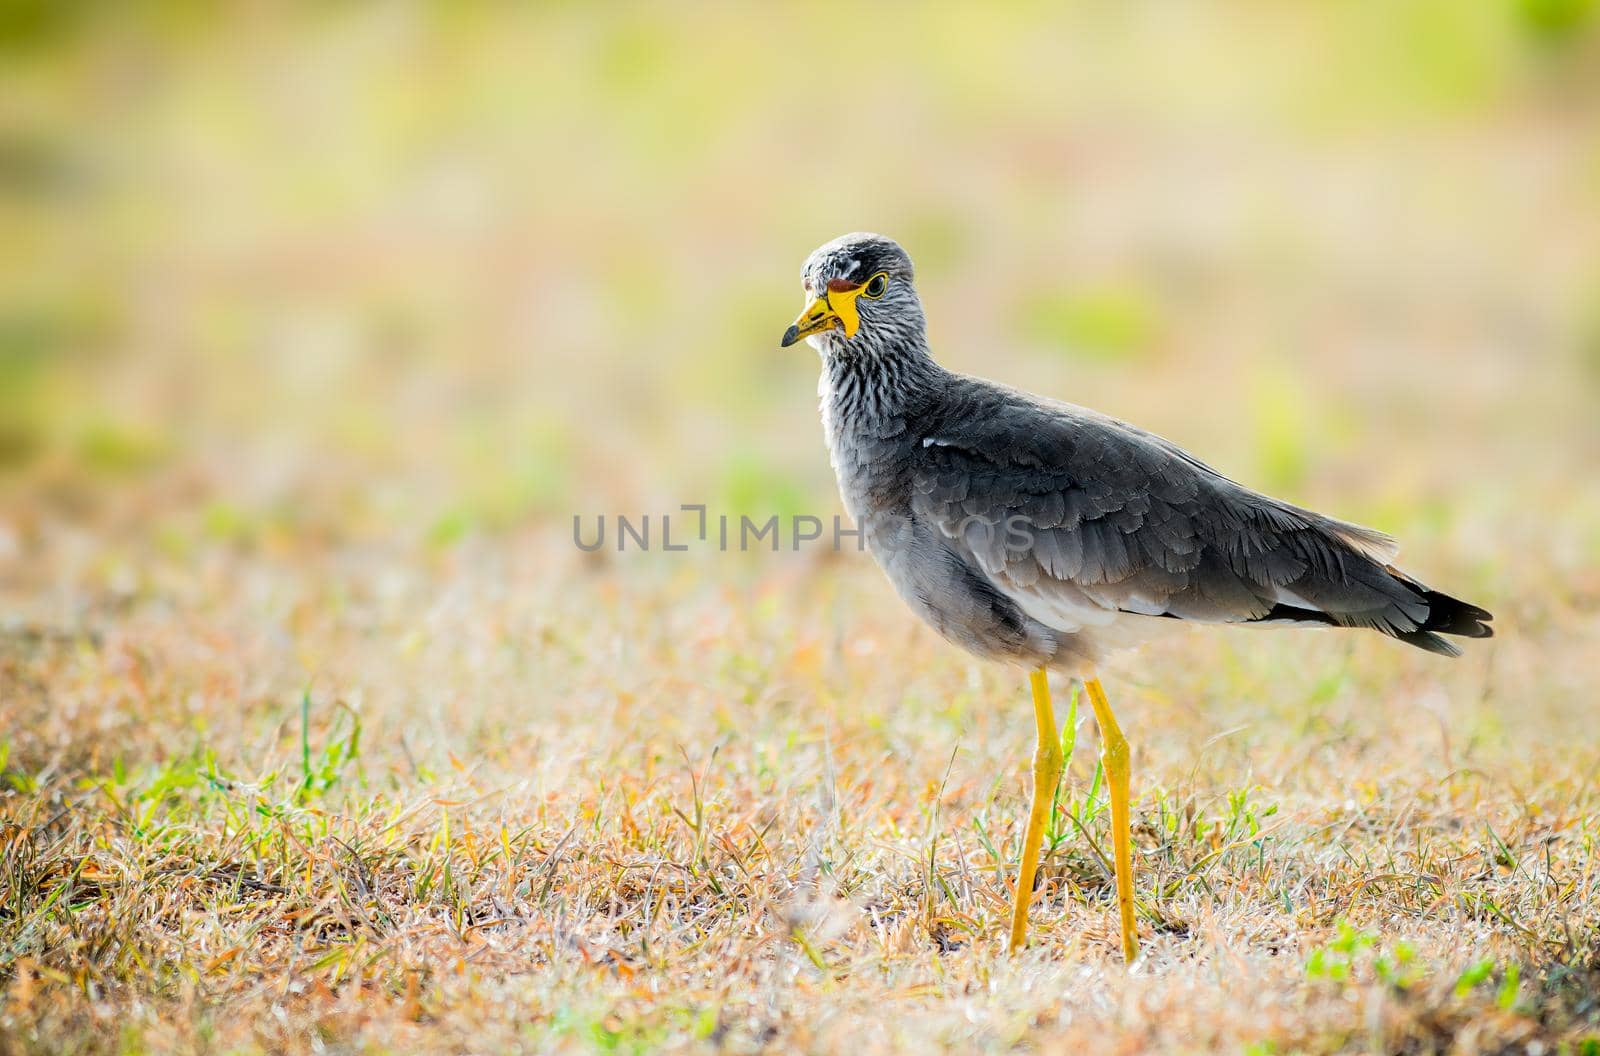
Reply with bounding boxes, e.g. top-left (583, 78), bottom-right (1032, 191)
top-left (911, 380), bottom-right (1492, 655)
